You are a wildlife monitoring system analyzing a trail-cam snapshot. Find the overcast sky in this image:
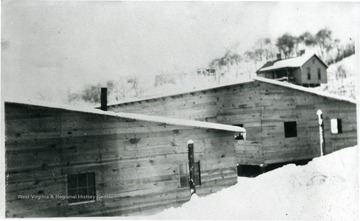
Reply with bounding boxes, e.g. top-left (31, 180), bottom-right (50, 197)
top-left (2, 1), bottom-right (359, 100)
